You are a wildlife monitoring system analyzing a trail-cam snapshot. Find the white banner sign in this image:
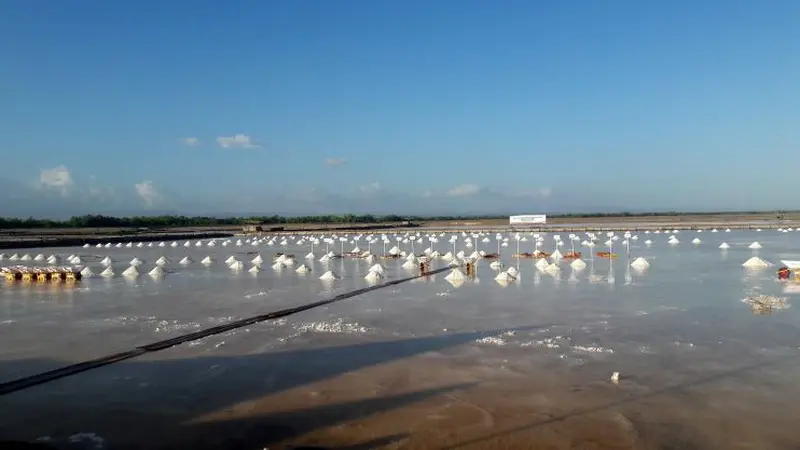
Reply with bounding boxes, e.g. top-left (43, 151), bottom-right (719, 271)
top-left (509, 214), bottom-right (547, 225)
